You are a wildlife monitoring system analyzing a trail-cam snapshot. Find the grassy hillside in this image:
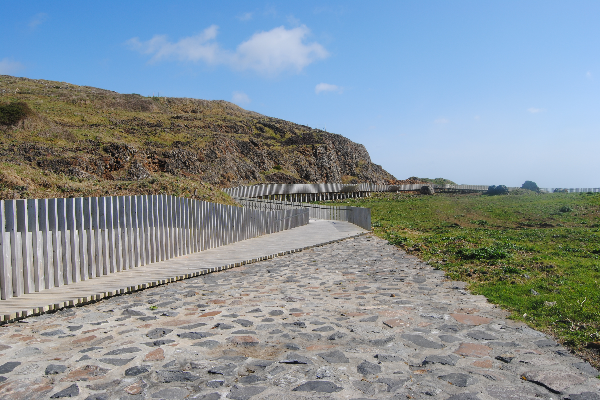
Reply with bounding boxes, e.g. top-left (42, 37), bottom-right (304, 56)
top-left (0, 75), bottom-right (394, 202)
top-left (325, 191), bottom-right (600, 368)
